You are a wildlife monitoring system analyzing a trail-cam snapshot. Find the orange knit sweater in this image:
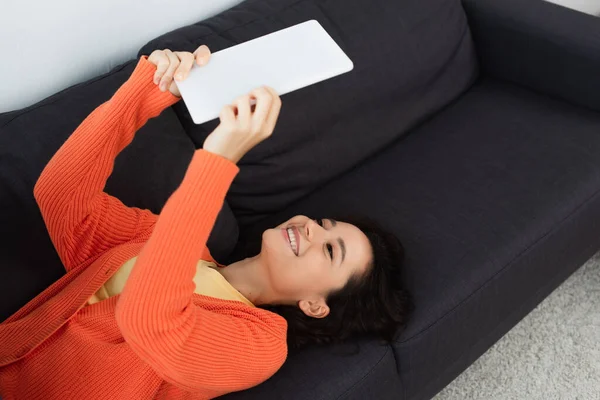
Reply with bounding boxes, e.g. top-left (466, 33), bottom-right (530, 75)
top-left (0, 56), bottom-right (287, 400)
